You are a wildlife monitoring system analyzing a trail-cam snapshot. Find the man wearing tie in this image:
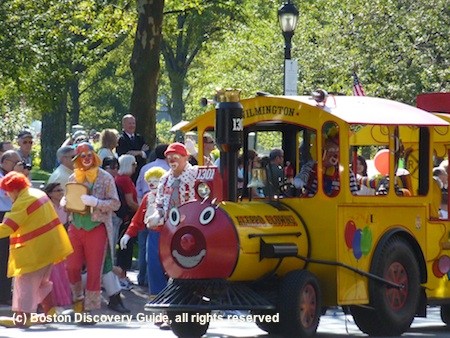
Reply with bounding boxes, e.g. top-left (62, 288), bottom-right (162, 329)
top-left (116, 114), bottom-right (149, 183)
